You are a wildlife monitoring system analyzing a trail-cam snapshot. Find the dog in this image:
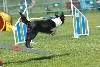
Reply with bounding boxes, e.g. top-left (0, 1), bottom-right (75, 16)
top-left (19, 12), bottom-right (65, 48)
